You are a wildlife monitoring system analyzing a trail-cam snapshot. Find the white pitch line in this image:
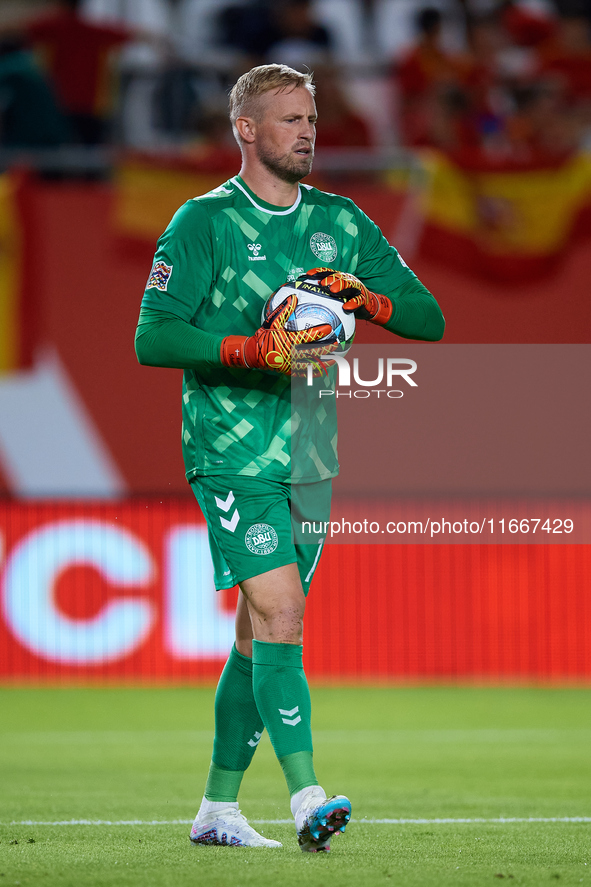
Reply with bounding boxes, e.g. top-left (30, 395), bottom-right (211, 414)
top-left (356, 816), bottom-right (591, 825)
top-left (7, 817), bottom-right (591, 827)
top-left (9, 820), bottom-right (195, 826)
